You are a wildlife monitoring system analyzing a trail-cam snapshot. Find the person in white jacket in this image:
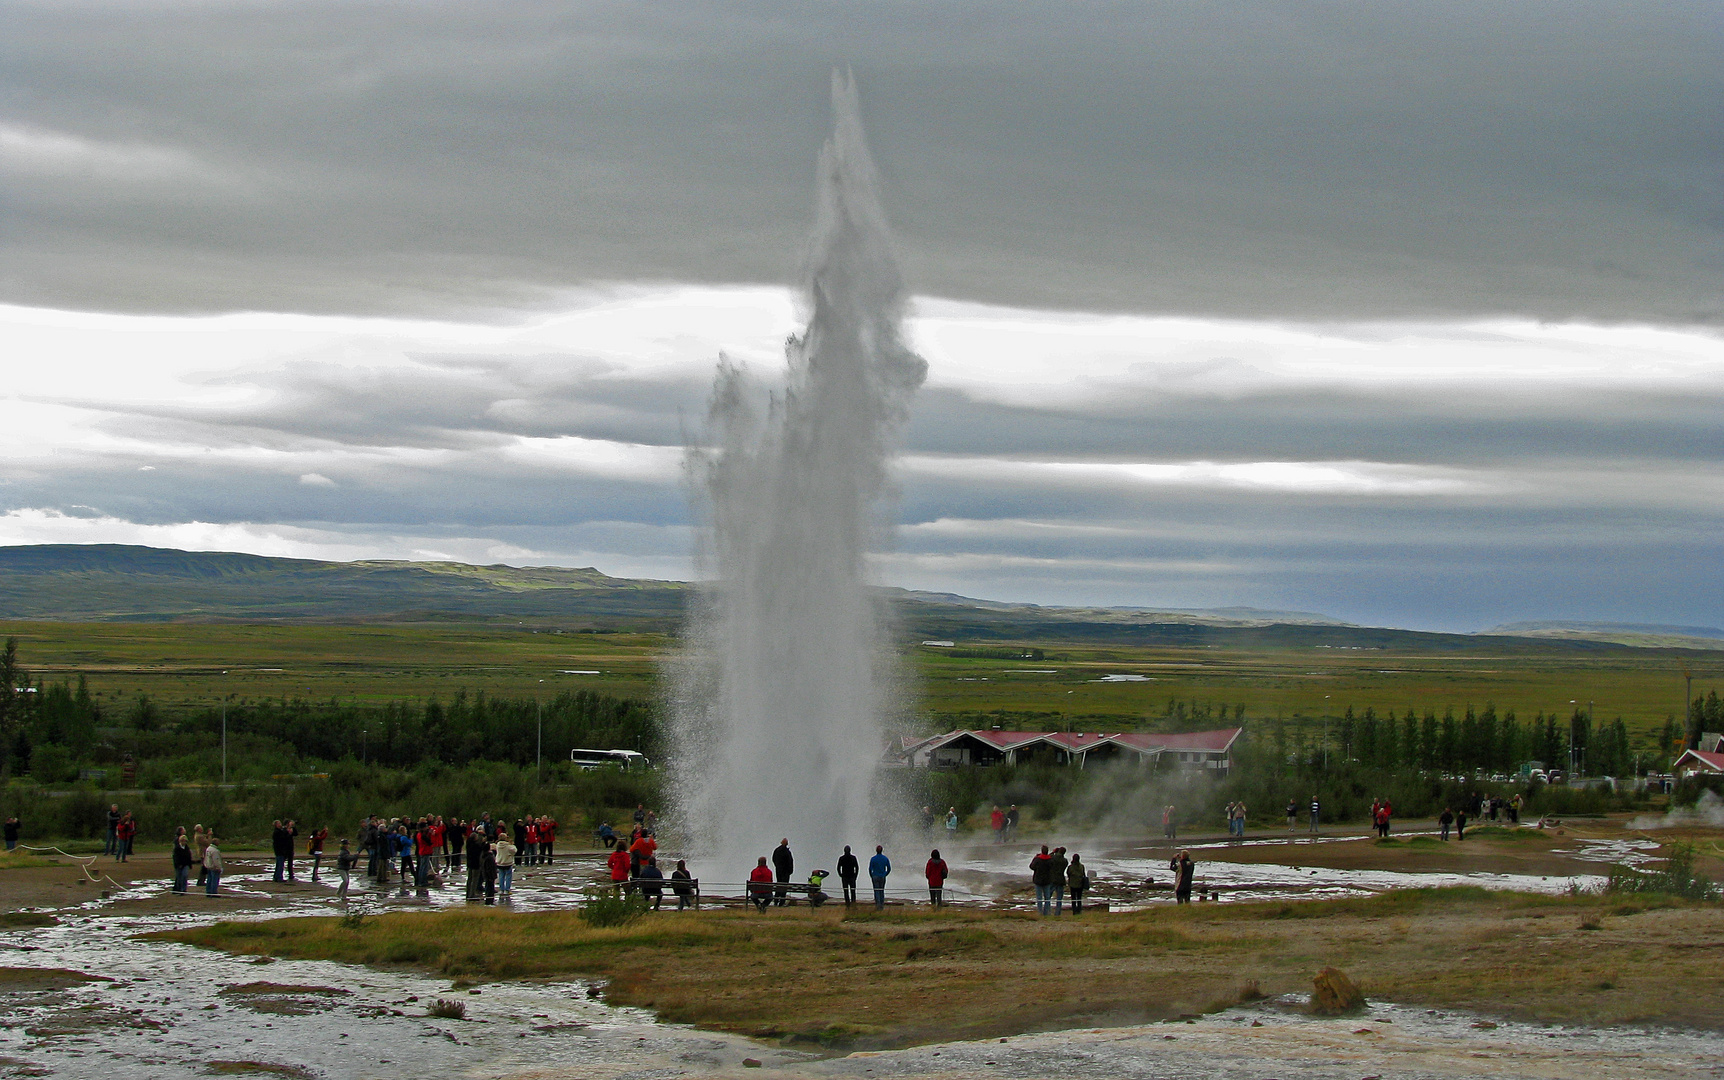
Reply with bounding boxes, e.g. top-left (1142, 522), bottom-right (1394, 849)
top-left (203, 838), bottom-right (223, 896)
top-left (494, 837), bottom-right (517, 898)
